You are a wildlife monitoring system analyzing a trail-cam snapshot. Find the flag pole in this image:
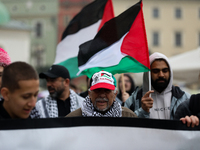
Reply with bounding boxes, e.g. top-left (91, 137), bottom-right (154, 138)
top-left (121, 73), bottom-right (125, 93)
top-left (148, 71), bottom-right (151, 97)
